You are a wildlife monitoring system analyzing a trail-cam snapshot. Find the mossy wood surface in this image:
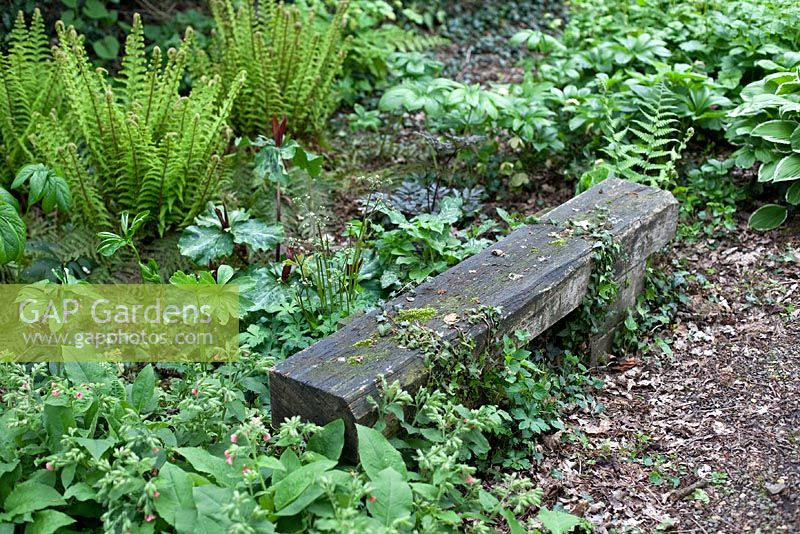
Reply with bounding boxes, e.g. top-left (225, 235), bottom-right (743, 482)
top-left (271, 179), bottom-right (678, 453)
